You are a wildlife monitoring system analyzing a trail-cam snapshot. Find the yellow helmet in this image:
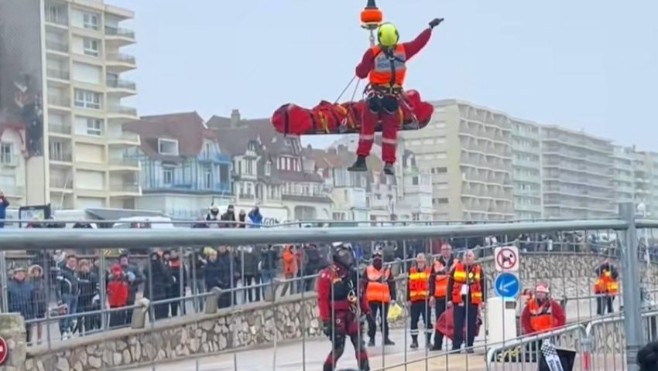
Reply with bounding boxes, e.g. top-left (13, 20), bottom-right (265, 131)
top-left (377, 22), bottom-right (399, 48)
